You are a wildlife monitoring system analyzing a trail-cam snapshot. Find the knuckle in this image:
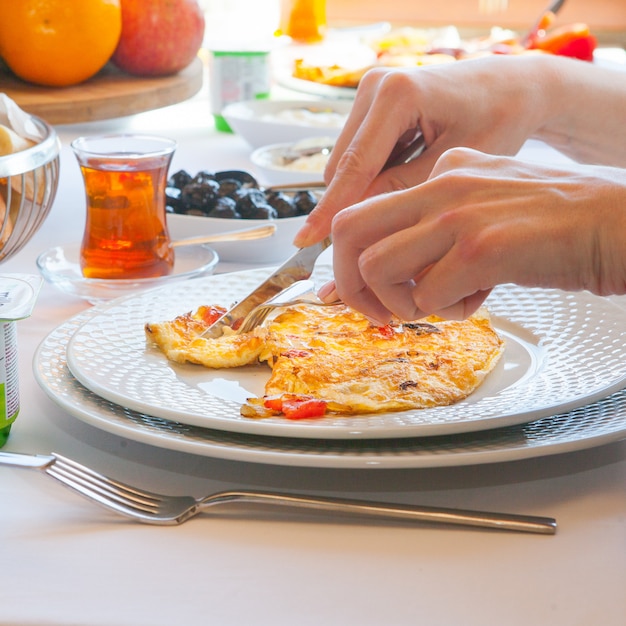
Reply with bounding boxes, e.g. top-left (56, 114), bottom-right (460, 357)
top-left (331, 205), bottom-right (358, 240)
top-left (454, 225), bottom-right (501, 267)
top-left (435, 146), bottom-right (475, 170)
top-left (377, 69), bottom-right (419, 97)
top-left (333, 146), bottom-right (370, 180)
